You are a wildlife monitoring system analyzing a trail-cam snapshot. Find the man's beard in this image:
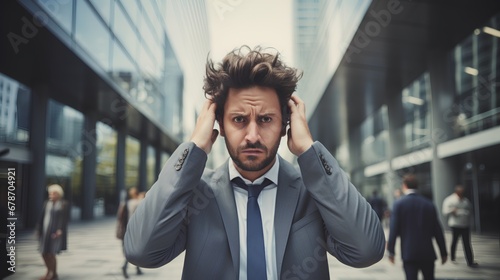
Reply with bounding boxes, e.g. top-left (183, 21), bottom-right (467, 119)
top-left (226, 140), bottom-right (280, 172)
